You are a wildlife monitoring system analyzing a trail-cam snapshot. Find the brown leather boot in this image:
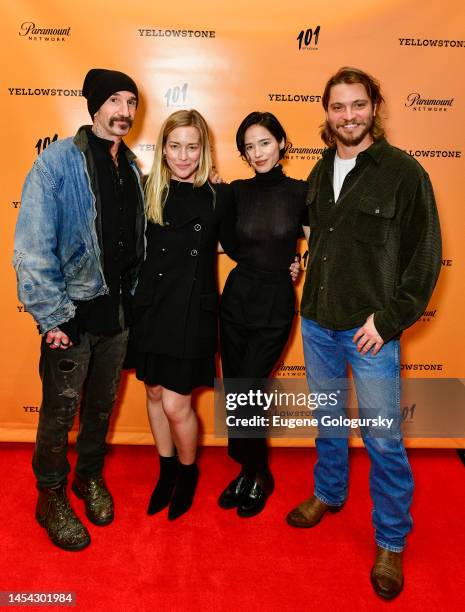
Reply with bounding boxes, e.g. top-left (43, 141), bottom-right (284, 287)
top-left (36, 484), bottom-right (90, 551)
top-left (370, 545), bottom-right (404, 600)
top-left (286, 495), bottom-right (343, 527)
top-left (72, 474), bottom-right (114, 526)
